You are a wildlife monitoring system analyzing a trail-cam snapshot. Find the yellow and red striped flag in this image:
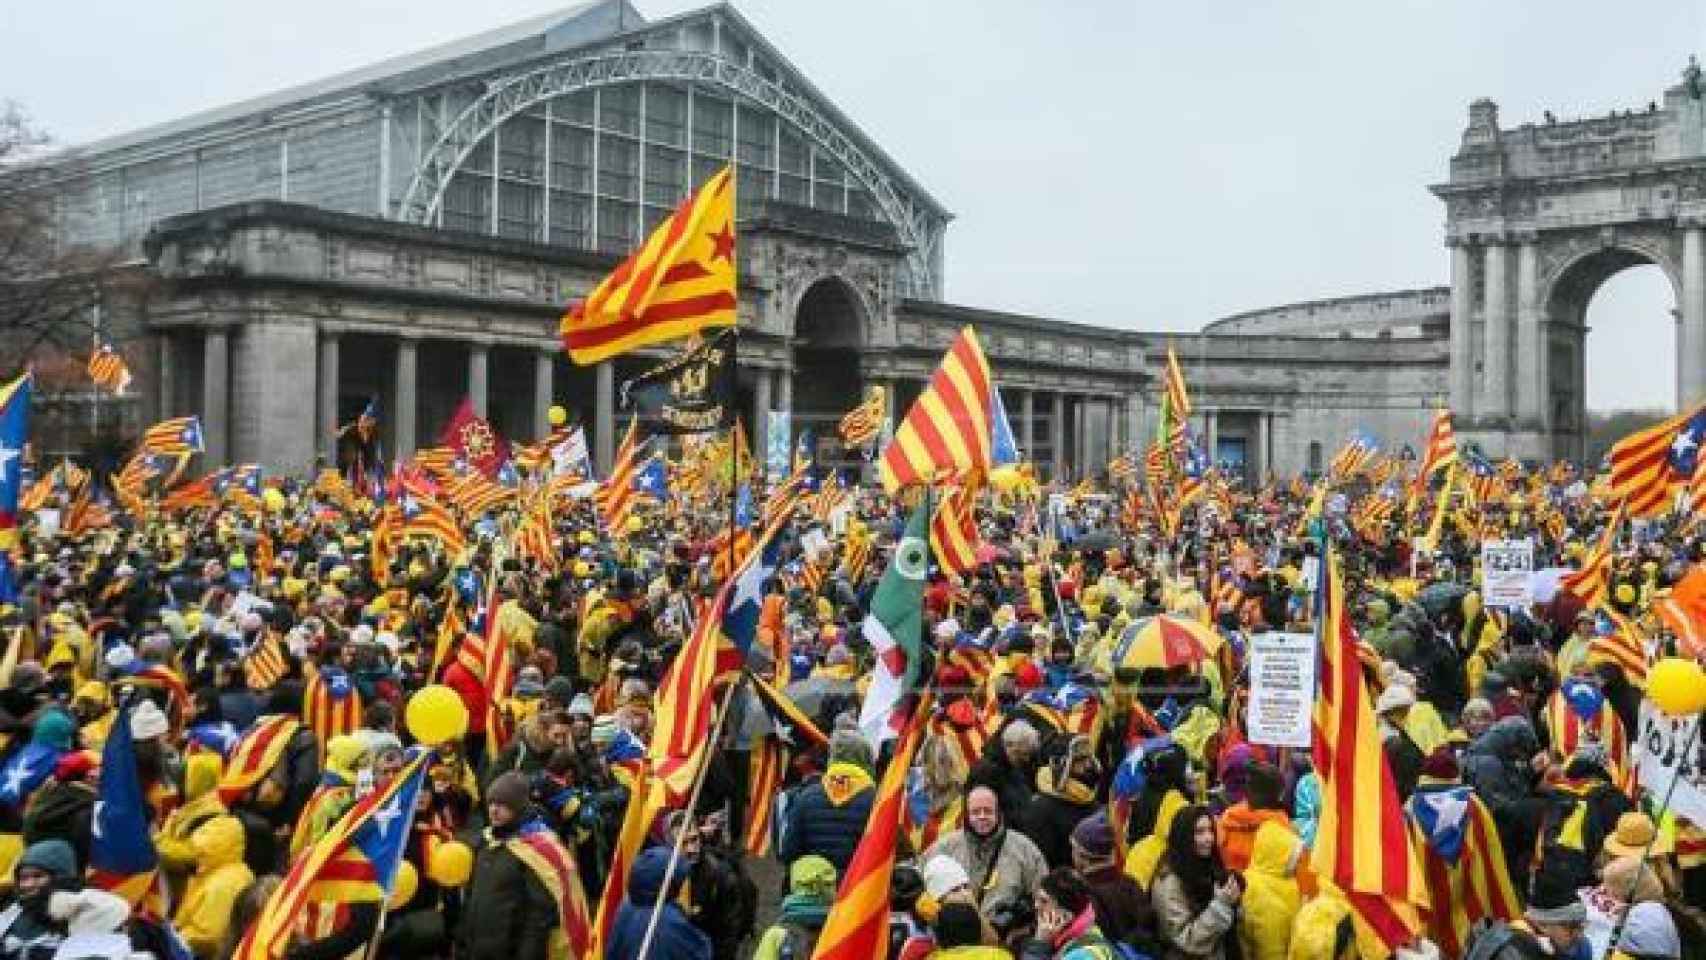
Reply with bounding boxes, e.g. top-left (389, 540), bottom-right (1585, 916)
top-left (929, 483), bottom-right (980, 577)
top-left (399, 495), bottom-right (467, 557)
top-left (596, 417), bottom-right (643, 534)
top-left (1607, 404), bottom-right (1706, 517)
top-left (139, 416), bottom-right (204, 456)
top-left (87, 342), bottom-right (132, 395)
top-left (302, 666), bottom-right (362, 756)
top-left (1312, 545), bottom-right (1428, 957)
top-left (1560, 504), bottom-right (1625, 608)
top-left (743, 737), bottom-right (787, 857)
top-left (442, 473), bottom-right (517, 515)
top-left (879, 326), bottom-right (996, 492)
top-left (1417, 408), bottom-right (1458, 478)
top-left (560, 166), bottom-right (736, 364)
top-left (838, 386), bottom-right (887, 449)
top-left (810, 697), bottom-right (930, 960)
top-left (1163, 345), bottom-right (1192, 421)
top-left (513, 492), bottom-right (556, 571)
top-left (216, 716), bottom-right (302, 804)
